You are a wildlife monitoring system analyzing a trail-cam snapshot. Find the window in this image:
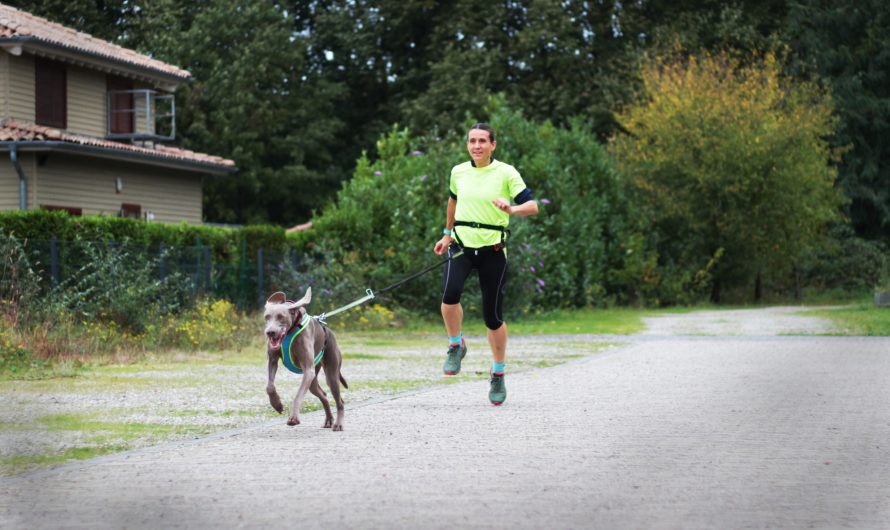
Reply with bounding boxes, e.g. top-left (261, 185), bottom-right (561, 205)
top-left (35, 58), bottom-right (67, 129)
top-left (107, 76), bottom-right (134, 134)
top-left (120, 203), bottom-right (141, 219)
